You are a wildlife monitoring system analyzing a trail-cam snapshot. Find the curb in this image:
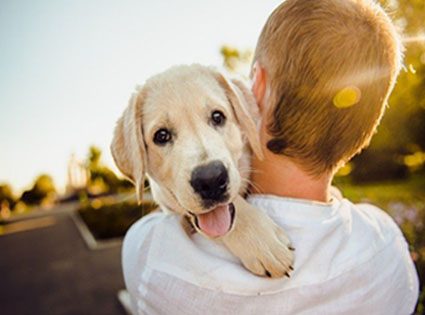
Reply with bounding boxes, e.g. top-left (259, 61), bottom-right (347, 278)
top-left (70, 212), bottom-right (123, 250)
